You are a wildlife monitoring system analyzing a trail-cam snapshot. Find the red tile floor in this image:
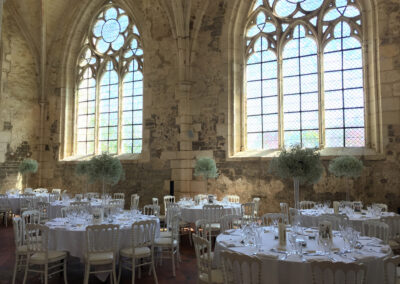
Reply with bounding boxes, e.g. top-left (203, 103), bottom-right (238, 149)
top-left (0, 225), bottom-right (197, 283)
